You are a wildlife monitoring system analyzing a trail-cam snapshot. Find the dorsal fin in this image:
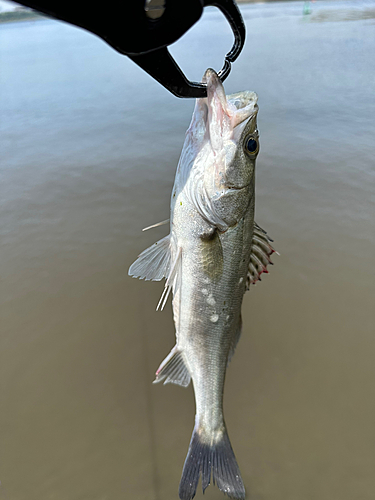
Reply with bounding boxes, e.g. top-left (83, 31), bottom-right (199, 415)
top-left (228, 315), bottom-right (242, 365)
top-left (247, 223), bottom-right (278, 289)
